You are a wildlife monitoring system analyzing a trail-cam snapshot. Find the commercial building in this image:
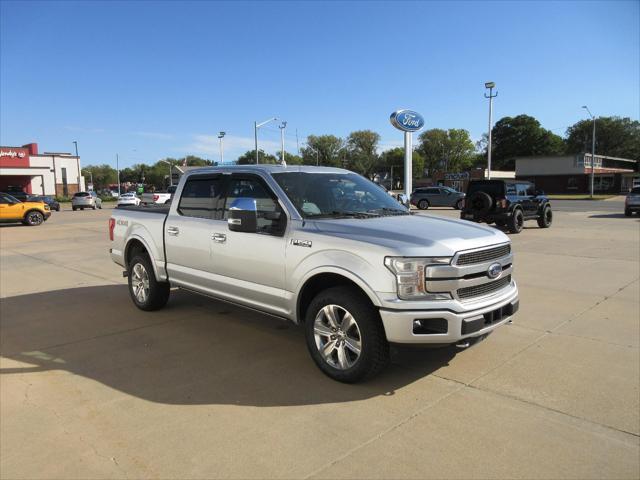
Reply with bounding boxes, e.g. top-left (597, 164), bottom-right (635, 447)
top-left (516, 153), bottom-right (639, 194)
top-left (0, 143), bottom-right (86, 197)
